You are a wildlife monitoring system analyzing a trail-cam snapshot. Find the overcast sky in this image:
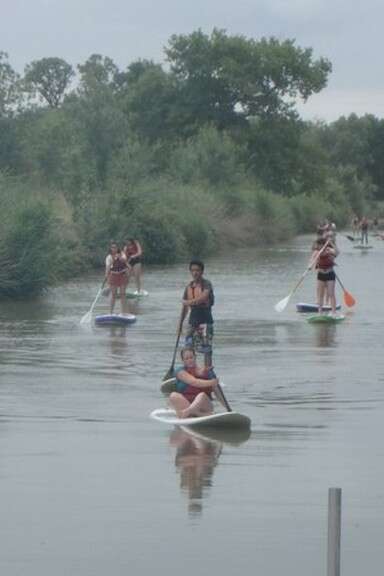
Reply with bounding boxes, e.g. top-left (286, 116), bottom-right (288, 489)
top-left (1, 0), bottom-right (383, 122)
